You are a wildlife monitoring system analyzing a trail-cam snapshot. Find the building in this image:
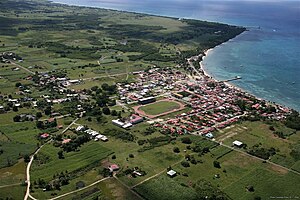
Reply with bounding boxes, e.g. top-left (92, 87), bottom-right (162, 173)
top-left (108, 164), bottom-right (119, 172)
top-left (76, 125), bottom-right (85, 132)
top-left (138, 96), bottom-right (156, 105)
top-left (40, 133), bottom-right (50, 139)
top-left (112, 119), bottom-right (132, 129)
top-left (130, 114), bottom-right (143, 124)
top-left (167, 170), bottom-right (177, 177)
top-left (232, 140), bottom-right (243, 148)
